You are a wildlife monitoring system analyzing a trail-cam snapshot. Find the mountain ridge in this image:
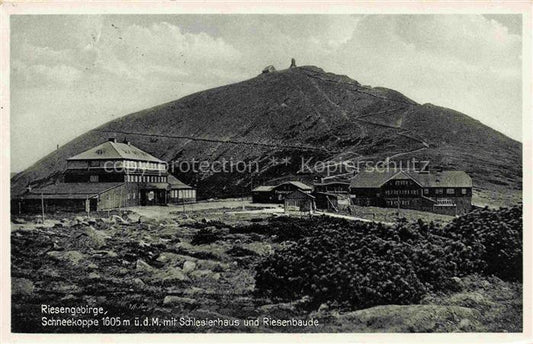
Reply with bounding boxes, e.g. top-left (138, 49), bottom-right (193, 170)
top-left (11, 65), bottom-right (522, 205)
